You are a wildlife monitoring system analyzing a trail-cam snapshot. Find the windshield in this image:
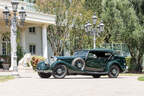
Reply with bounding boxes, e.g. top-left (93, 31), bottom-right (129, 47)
top-left (73, 50), bottom-right (88, 57)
